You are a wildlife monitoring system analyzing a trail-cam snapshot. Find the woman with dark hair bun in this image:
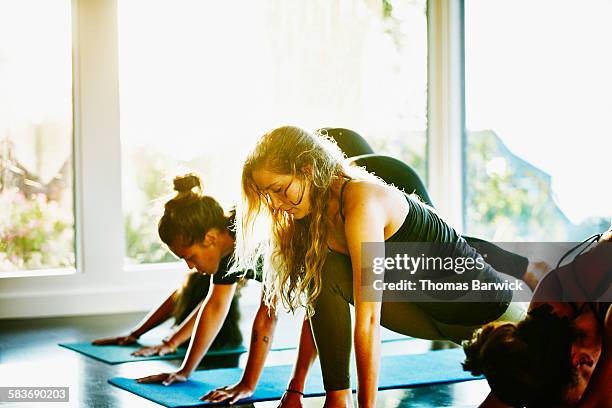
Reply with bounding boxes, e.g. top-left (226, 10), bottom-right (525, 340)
top-left (94, 174), bottom-right (274, 401)
top-left (94, 174), bottom-right (243, 355)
